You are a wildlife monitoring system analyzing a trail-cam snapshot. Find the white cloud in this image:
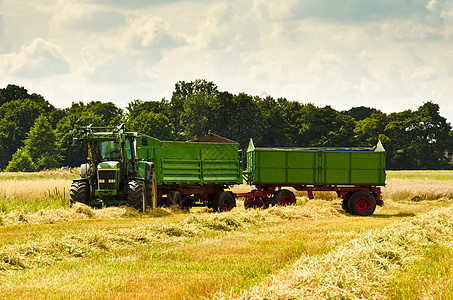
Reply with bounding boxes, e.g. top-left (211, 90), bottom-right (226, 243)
top-left (0, 38), bottom-right (69, 78)
top-left (252, 0), bottom-right (298, 21)
top-left (49, 2), bottom-right (125, 32)
top-left (77, 16), bottom-right (186, 84)
top-left (123, 17), bottom-right (185, 49)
